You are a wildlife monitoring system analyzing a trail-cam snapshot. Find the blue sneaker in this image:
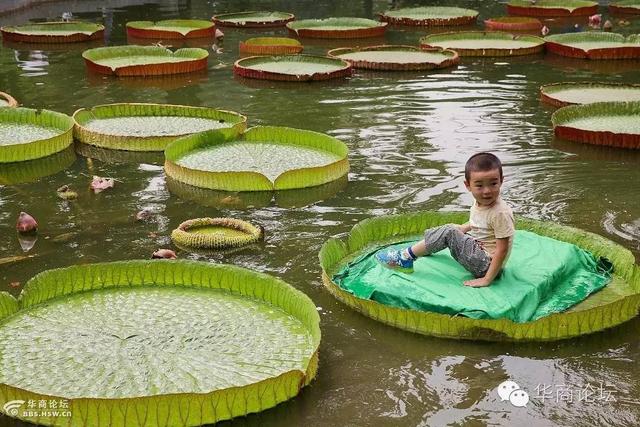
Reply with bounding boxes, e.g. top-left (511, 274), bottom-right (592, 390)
top-left (375, 248), bottom-right (414, 273)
